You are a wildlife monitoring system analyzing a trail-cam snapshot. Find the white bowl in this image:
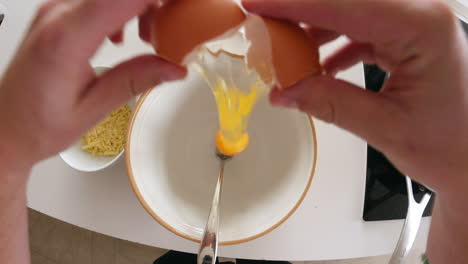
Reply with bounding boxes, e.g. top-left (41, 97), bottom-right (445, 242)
top-left (60, 66), bottom-right (136, 172)
top-left (60, 141), bottom-right (125, 172)
top-left (59, 97), bottom-right (136, 172)
top-left (126, 69), bottom-right (317, 245)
